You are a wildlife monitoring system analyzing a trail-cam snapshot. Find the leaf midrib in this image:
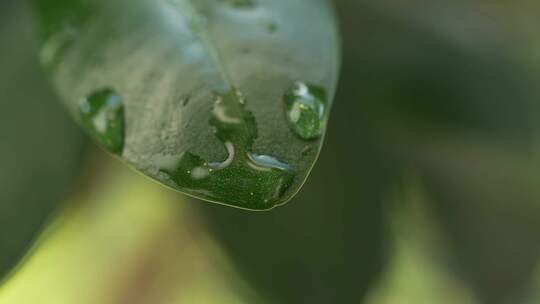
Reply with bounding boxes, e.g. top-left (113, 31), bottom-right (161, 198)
top-left (171, 0), bottom-right (236, 89)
